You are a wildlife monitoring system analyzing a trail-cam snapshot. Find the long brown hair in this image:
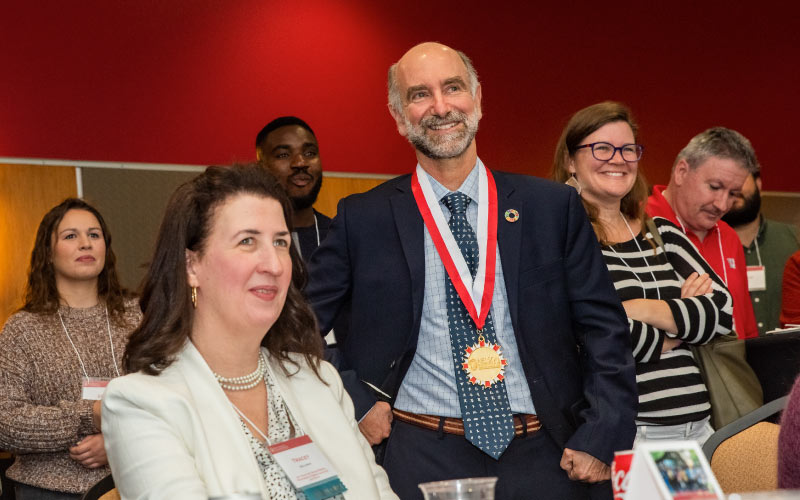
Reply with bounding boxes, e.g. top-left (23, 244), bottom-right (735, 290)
top-left (124, 163), bottom-right (323, 377)
top-left (21, 198), bottom-right (128, 321)
top-left (551, 101), bottom-right (650, 245)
